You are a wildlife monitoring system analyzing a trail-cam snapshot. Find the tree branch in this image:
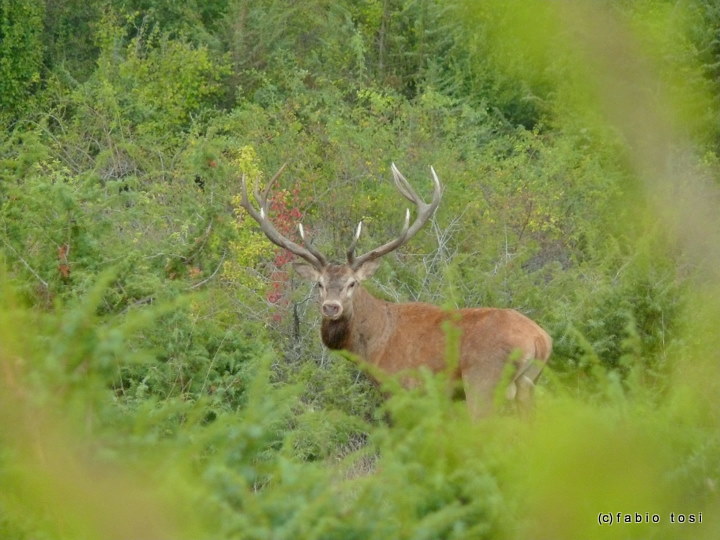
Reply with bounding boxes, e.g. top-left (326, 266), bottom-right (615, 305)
top-left (1, 236), bottom-right (49, 290)
top-left (187, 250), bottom-right (227, 291)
